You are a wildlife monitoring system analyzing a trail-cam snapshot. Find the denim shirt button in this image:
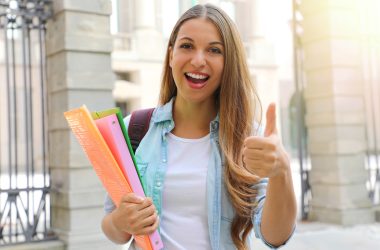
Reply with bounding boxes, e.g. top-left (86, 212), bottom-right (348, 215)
top-left (211, 123), bottom-right (218, 131)
top-left (156, 182), bottom-right (161, 187)
top-left (162, 158), bottom-right (167, 163)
